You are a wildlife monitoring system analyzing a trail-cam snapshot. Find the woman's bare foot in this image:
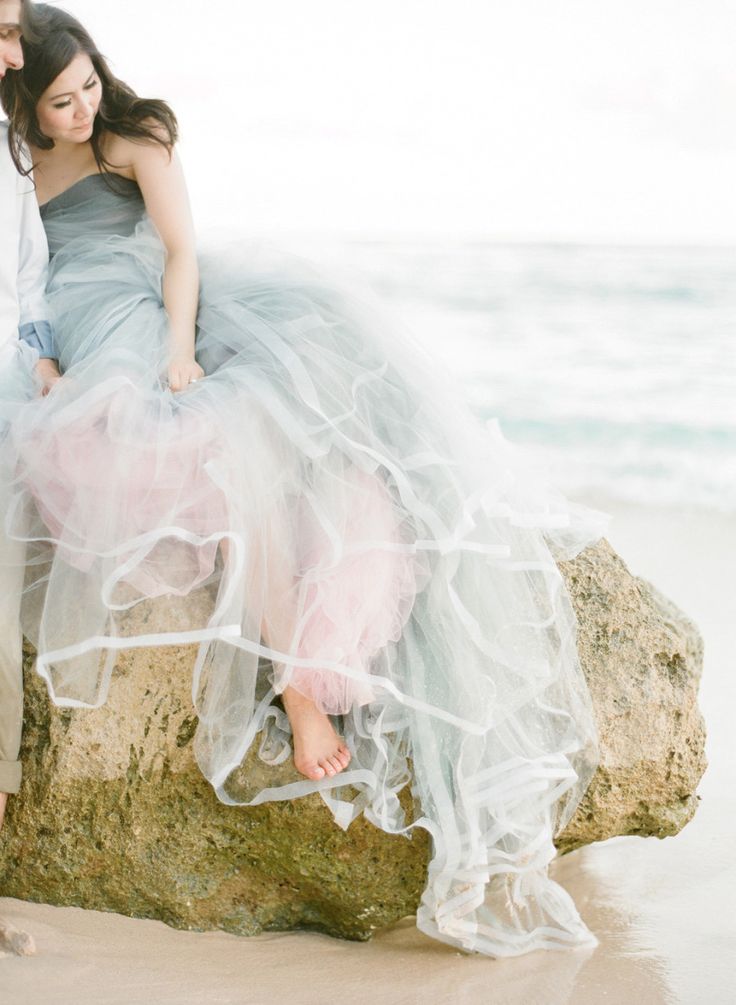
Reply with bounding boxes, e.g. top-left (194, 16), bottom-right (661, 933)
top-left (0, 792), bottom-right (8, 832)
top-left (281, 686), bottom-right (352, 781)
